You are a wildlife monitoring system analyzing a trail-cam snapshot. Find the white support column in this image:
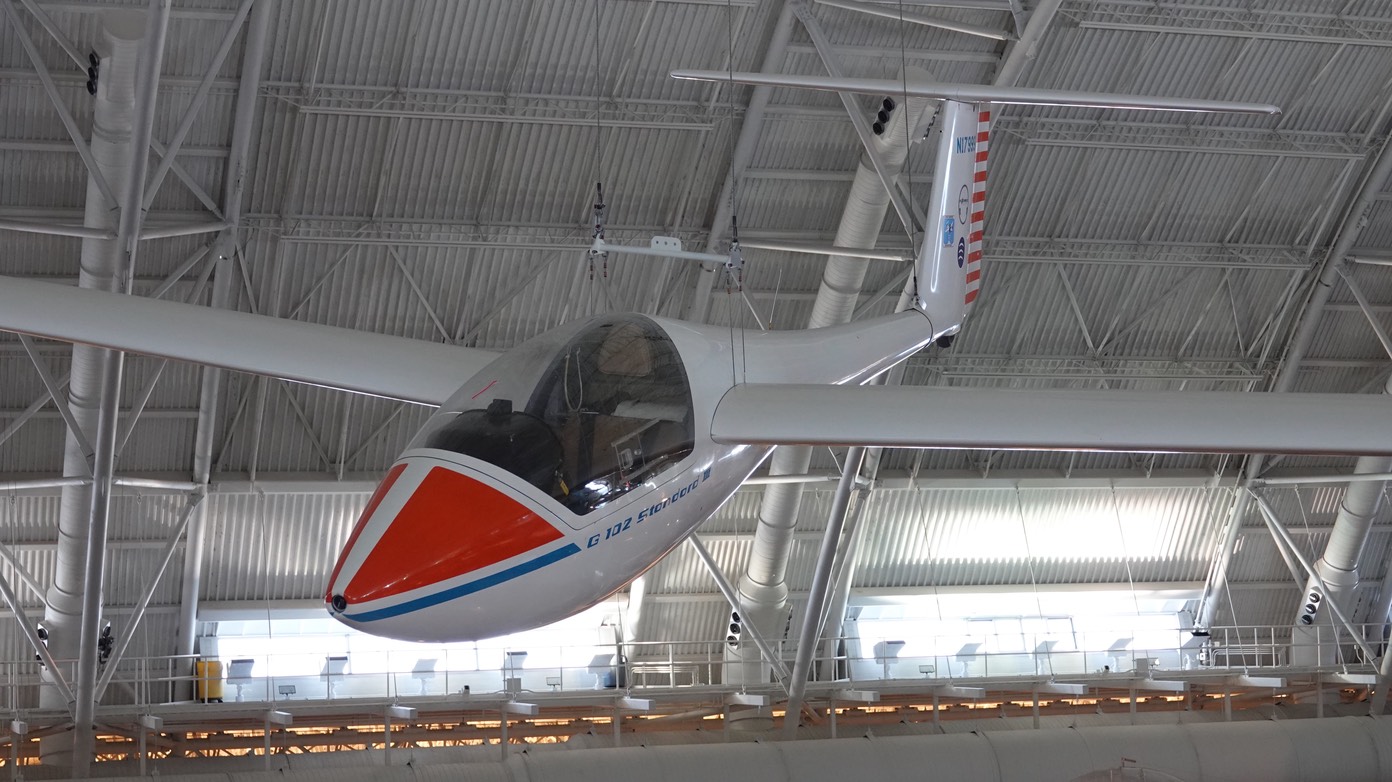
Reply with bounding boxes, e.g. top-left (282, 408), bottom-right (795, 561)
top-left (264, 710), bottom-right (291, 771)
top-left (784, 447), bottom-right (866, 738)
top-left (36, 9), bottom-right (148, 771)
top-left (384, 705), bottom-right (415, 765)
top-left (9, 720), bottom-right (26, 782)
